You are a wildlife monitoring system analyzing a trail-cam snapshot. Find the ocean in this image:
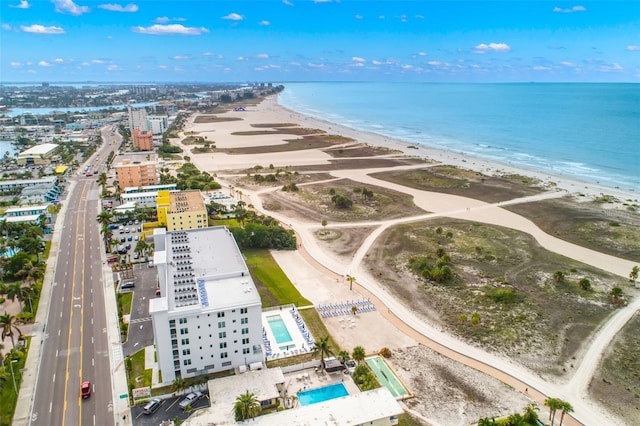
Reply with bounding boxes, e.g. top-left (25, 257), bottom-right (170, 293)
top-left (279, 83), bottom-right (639, 192)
